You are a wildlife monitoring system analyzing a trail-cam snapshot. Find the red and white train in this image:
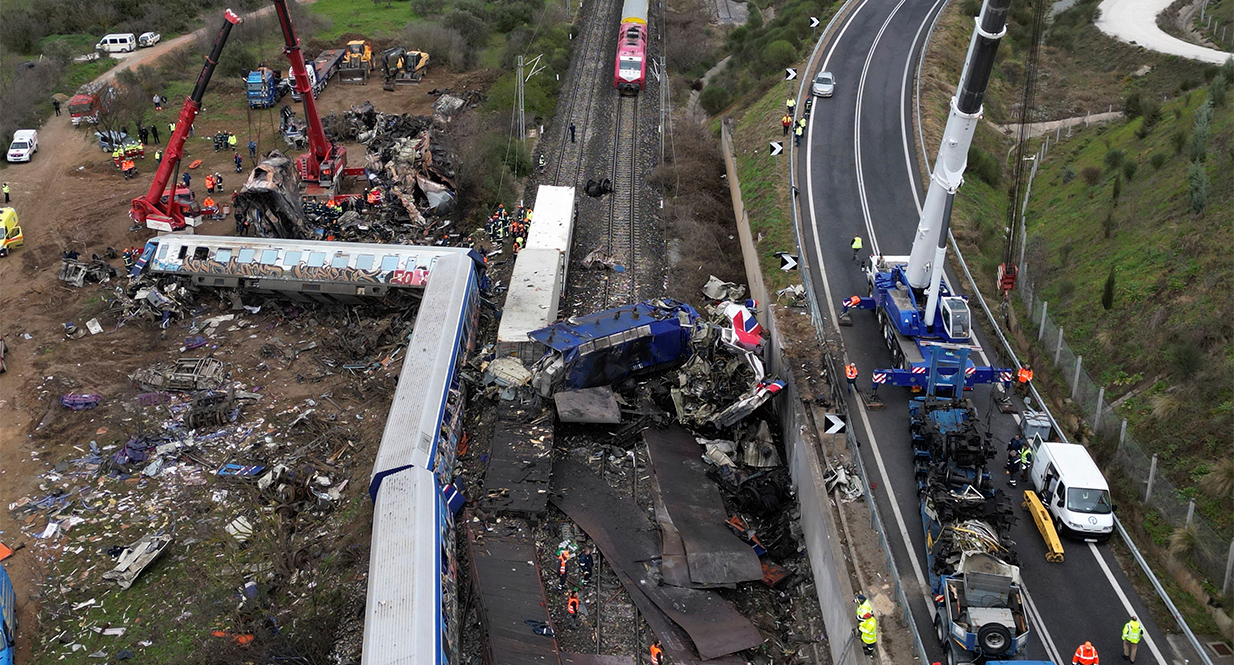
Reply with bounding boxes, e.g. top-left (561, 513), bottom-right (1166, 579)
top-left (613, 0), bottom-right (648, 94)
